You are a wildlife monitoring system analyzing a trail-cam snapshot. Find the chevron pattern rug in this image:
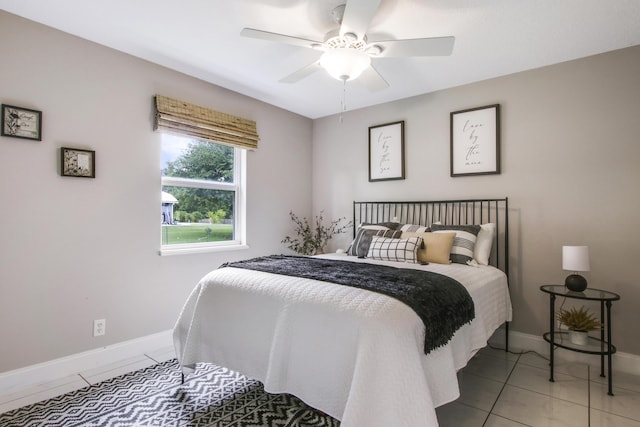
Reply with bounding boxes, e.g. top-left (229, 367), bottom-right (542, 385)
top-left (0, 359), bottom-right (339, 426)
